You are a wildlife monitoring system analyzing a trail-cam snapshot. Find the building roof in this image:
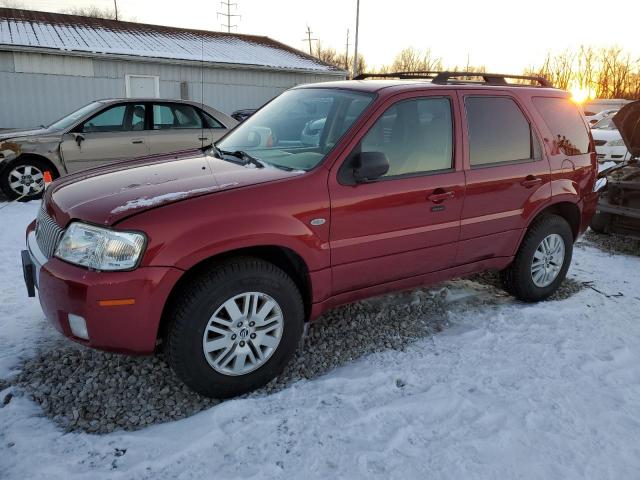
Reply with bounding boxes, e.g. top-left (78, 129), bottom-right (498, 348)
top-left (0, 8), bottom-right (342, 74)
